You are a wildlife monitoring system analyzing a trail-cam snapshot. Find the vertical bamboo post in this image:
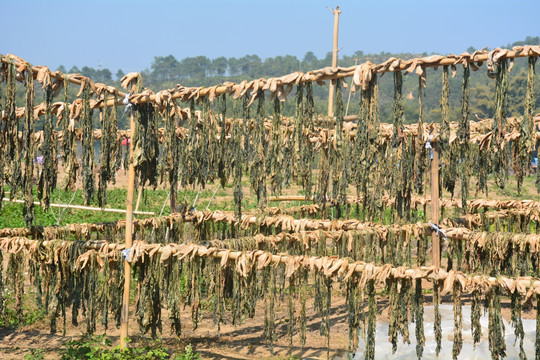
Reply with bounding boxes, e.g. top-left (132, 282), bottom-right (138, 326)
top-left (120, 110), bottom-right (136, 349)
top-left (431, 142), bottom-right (440, 269)
top-left (327, 5), bottom-right (341, 117)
